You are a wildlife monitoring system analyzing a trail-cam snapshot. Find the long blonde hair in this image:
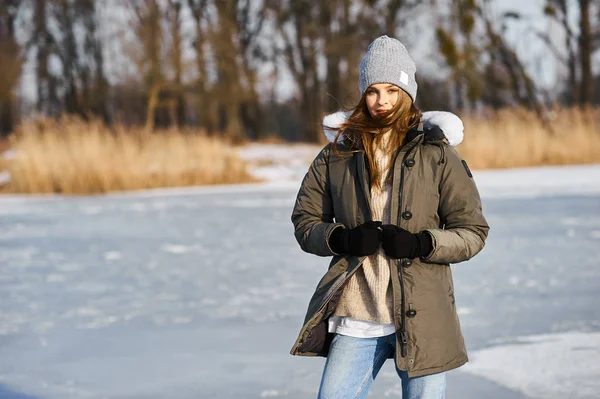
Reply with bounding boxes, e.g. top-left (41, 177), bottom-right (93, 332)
top-left (330, 89), bottom-right (422, 190)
